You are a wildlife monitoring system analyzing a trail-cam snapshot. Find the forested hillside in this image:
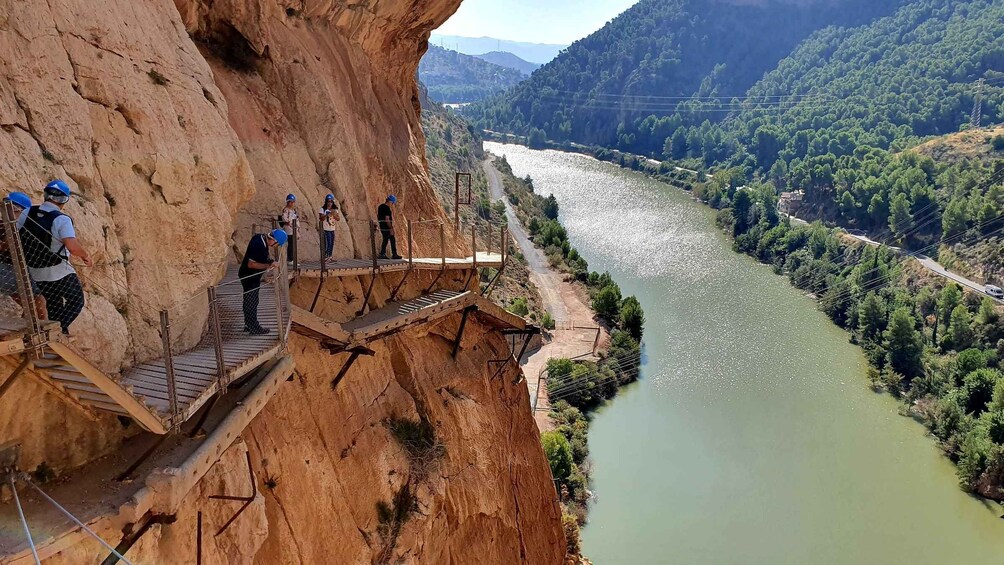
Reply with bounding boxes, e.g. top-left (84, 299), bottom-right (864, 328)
top-left (419, 45), bottom-right (527, 104)
top-left (475, 51), bottom-right (540, 76)
top-left (465, 0), bottom-right (903, 149)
